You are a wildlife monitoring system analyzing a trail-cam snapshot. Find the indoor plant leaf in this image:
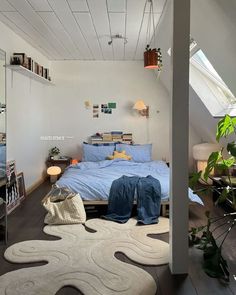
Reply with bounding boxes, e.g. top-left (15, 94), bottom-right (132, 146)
top-left (189, 171), bottom-right (202, 188)
top-left (204, 151), bottom-right (222, 180)
top-left (215, 188), bottom-right (230, 205)
top-left (217, 157), bottom-right (235, 169)
top-left (227, 141), bottom-right (236, 157)
top-left (216, 115), bottom-right (236, 141)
